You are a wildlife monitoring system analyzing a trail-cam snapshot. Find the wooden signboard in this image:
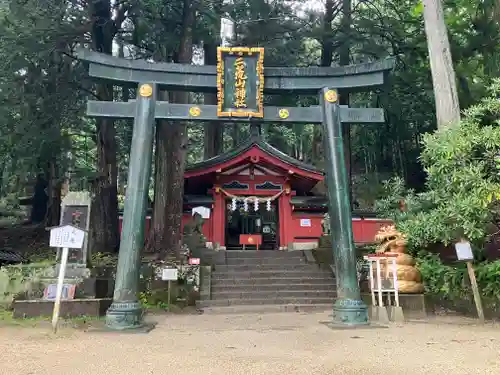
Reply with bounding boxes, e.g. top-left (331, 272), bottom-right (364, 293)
top-left (217, 47), bottom-right (264, 118)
